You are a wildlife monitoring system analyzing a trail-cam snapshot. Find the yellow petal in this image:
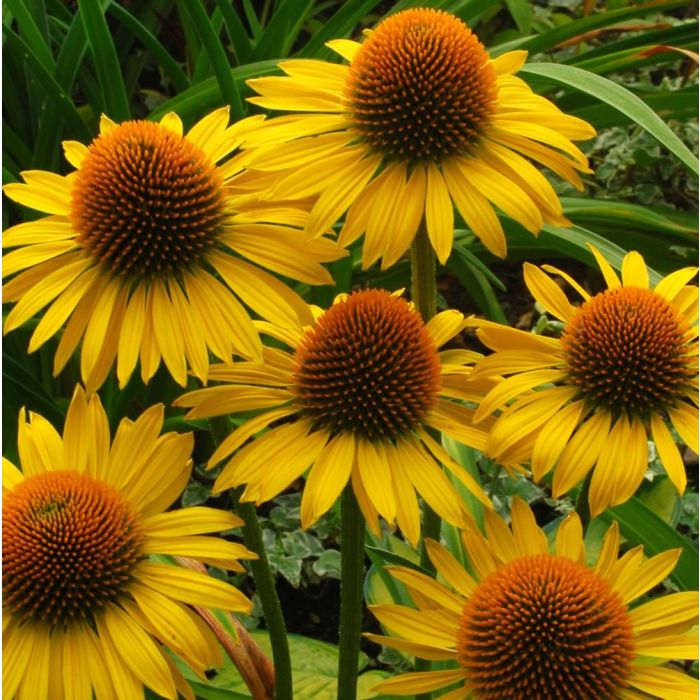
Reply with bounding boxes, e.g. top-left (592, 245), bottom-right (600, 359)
top-left (511, 497), bottom-right (548, 556)
top-left (425, 162), bottom-right (454, 264)
top-left (425, 310), bottom-right (464, 347)
top-left (491, 50), bottom-right (528, 75)
top-left (371, 669), bottom-right (466, 695)
top-left (400, 439), bottom-right (462, 525)
top-left (588, 244), bottom-right (621, 289)
top-left (668, 403), bottom-right (698, 453)
top-left (621, 250), bottom-right (649, 288)
top-left (555, 511), bottom-right (584, 563)
top-left (531, 400), bottom-right (585, 481)
top-left (151, 281), bottom-right (187, 386)
top-left (455, 157), bottom-right (542, 234)
top-left (300, 431), bottom-right (354, 528)
top-left (380, 165), bottom-right (426, 269)
top-left (630, 591), bottom-right (699, 633)
top-left (144, 506), bottom-right (244, 537)
top-left (651, 414), bottom-right (687, 494)
top-left (474, 369), bottom-right (566, 422)
top-left (387, 567), bottom-right (463, 615)
top-left (628, 664), bottom-right (698, 700)
top-left (553, 411), bottom-right (611, 497)
top-left (137, 561), bottom-right (253, 612)
top-left (589, 416), bottom-right (648, 516)
top-left (369, 605), bottom-right (457, 647)
top-left (425, 538), bottom-right (477, 597)
top-left (384, 444), bottom-right (421, 547)
top-left (442, 157), bottom-right (505, 257)
top-left (100, 604), bottom-right (176, 699)
top-left (363, 633), bottom-right (456, 661)
top-left (357, 438), bottom-right (397, 524)
top-left (523, 262), bottom-right (575, 322)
